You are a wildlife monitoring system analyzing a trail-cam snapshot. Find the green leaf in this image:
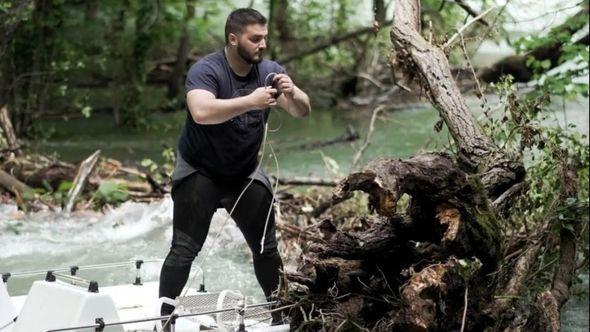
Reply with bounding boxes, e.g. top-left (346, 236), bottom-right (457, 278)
top-left (141, 159), bottom-right (154, 168)
top-left (57, 180), bottom-right (73, 193)
top-left (81, 106), bottom-right (92, 118)
top-left (95, 181), bottom-right (129, 204)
